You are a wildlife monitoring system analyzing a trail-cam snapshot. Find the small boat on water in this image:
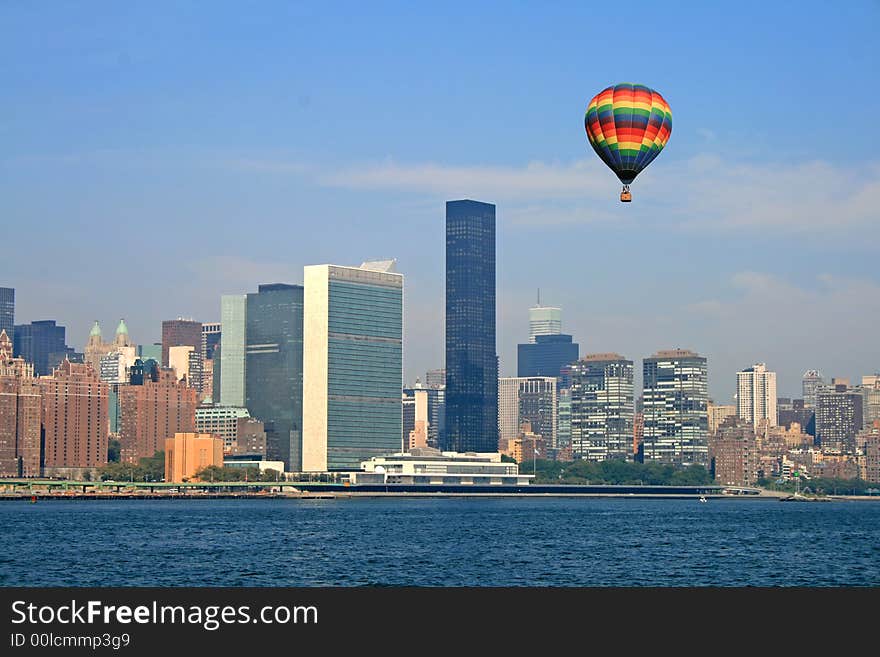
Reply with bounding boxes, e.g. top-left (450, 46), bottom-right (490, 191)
top-left (699, 496), bottom-right (707, 503)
